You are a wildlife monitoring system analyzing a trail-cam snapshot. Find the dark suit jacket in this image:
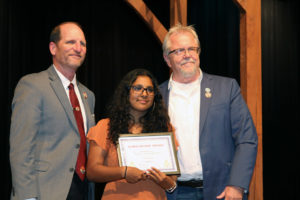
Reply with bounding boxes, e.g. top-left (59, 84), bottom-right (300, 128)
top-left (10, 66), bottom-right (95, 200)
top-left (159, 72), bottom-right (258, 200)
